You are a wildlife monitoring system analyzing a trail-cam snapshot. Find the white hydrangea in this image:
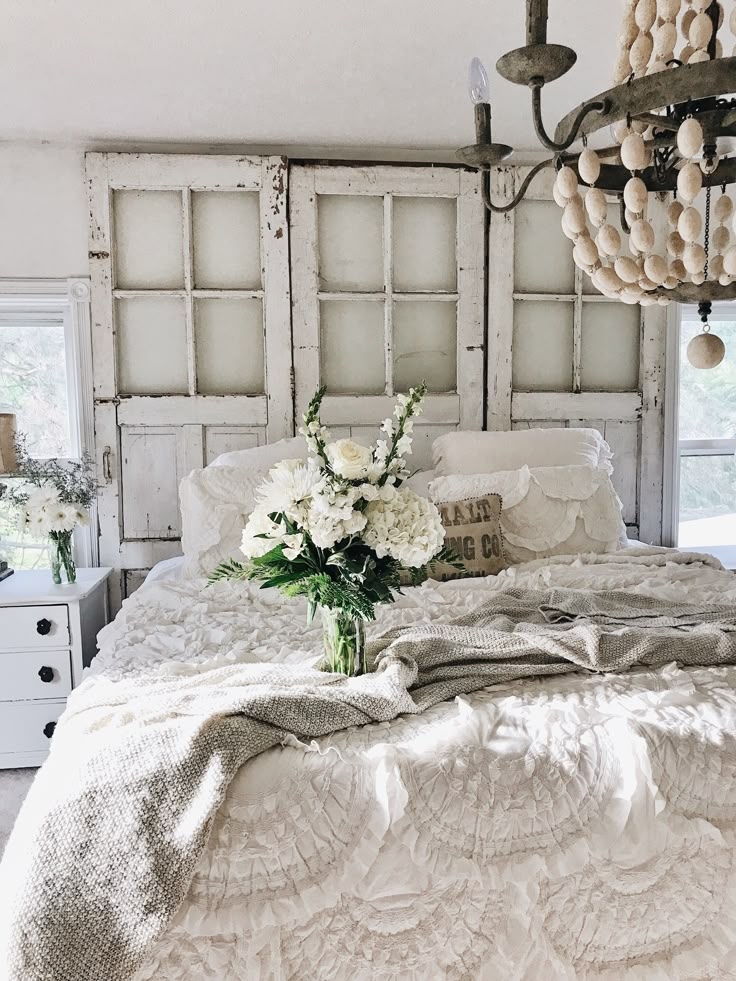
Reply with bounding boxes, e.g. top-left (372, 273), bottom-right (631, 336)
top-left (363, 486), bottom-right (445, 567)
